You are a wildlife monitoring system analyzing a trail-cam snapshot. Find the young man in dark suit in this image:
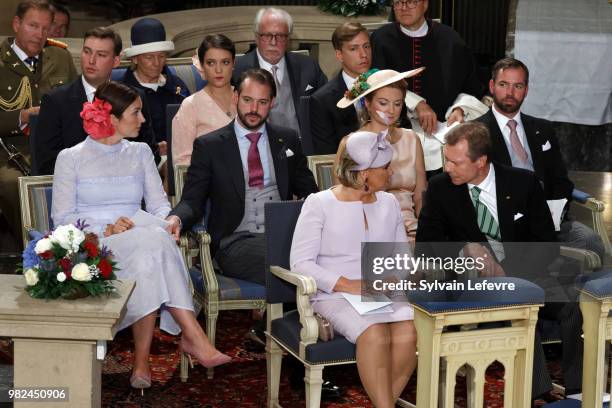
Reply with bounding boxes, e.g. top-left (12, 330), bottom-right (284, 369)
top-left (310, 22), bottom-right (370, 155)
top-left (34, 27), bottom-right (157, 175)
top-left (417, 122), bottom-right (583, 404)
top-left (232, 7), bottom-right (327, 139)
top-left (477, 57), bottom-right (604, 261)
